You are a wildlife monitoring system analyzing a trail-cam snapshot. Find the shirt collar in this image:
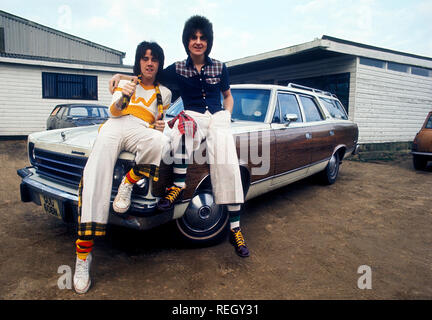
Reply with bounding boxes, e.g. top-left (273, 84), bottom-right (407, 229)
top-left (186, 55), bottom-right (213, 68)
